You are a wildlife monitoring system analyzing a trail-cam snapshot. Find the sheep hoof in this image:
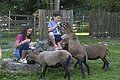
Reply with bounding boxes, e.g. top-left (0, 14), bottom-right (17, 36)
top-left (82, 76), bottom-right (85, 79)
